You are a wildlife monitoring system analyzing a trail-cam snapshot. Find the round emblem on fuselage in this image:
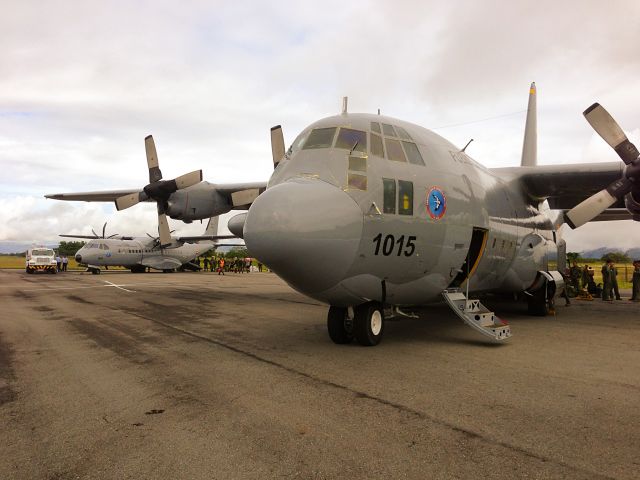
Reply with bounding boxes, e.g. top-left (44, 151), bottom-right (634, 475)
top-left (426, 186), bottom-right (446, 220)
